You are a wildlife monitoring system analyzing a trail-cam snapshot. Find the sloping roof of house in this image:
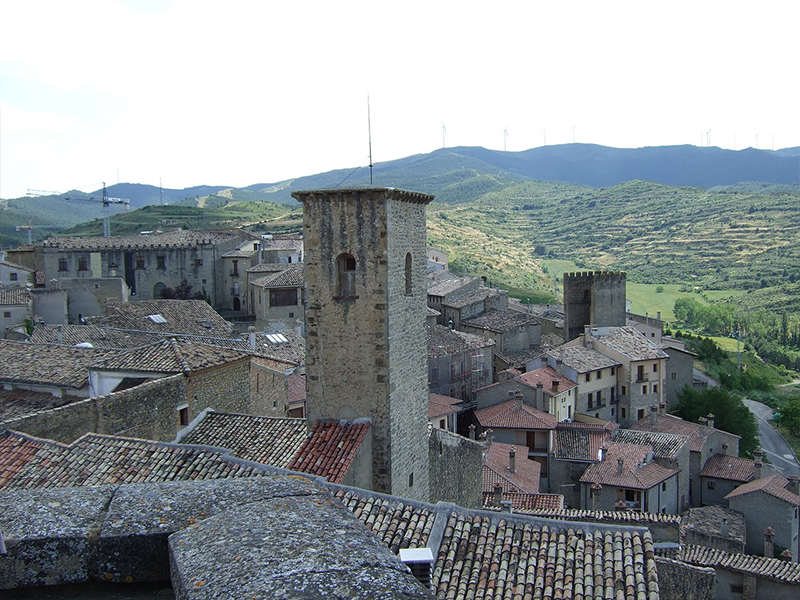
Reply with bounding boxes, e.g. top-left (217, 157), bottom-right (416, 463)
top-left (630, 412), bottom-right (734, 453)
top-left (287, 420), bottom-right (371, 484)
top-left (547, 344), bottom-right (621, 373)
top-left (482, 442), bottom-right (541, 495)
top-left (680, 505), bottom-right (746, 546)
top-left (580, 442), bottom-right (678, 490)
top-left (699, 453), bottom-right (760, 482)
top-left (247, 330), bottom-right (306, 365)
top-left (0, 288), bottom-right (30, 306)
top-left (89, 300), bottom-right (234, 338)
top-left (333, 488), bottom-right (437, 554)
top-left (462, 308), bottom-right (541, 333)
top-left (260, 235), bottom-right (303, 251)
top-left (613, 429), bottom-right (689, 461)
top-left (251, 265), bottom-right (305, 288)
top-left (178, 412), bottom-right (307, 467)
top-left (483, 491), bottom-right (565, 511)
top-left (0, 430), bottom-right (267, 490)
top-left (0, 259), bottom-right (34, 272)
top-left (91, 338), bottom-right (248, 374)
top-left (444, 286), bottom-right (504, 309)
top-left (431, 513), bottom-right (658, 599)
top-left (592, 326), bottom-right (669, 361)
top-left (41, 229), bottom-right (243, 250)
top-left (678, 544), bottom-right (800, 583)
top-left (0, 388), bottom-right (78, 422)
top-left (0, 339), bottom-right (108, 389)
top-left (426, 276), bottom-right (478, 299)
top-left (554, 422), bottom-right (614, 461)
top-left (288, 372), bottom-right (306, 404)
top-left (428, 394), bottom-right (461, 419)
top-left (516, 366), bottom-right (578, 395)
top-left (511, 507), bottom-right (681, 526)
top-left (427, 324), bottom-right (495, 358)
top-left (29, 324), bottom-right (161, 348)
top-left (475, 398), bottom-right (557, 430)
top-left (725, 474), bottom-right (800, 506)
